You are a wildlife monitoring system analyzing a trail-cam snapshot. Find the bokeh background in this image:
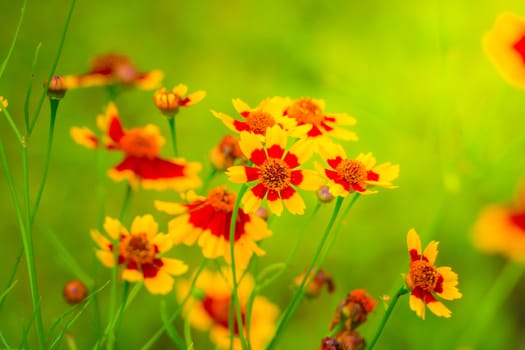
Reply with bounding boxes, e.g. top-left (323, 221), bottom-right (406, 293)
top-left (1, 0), bottom-right (525, 349)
